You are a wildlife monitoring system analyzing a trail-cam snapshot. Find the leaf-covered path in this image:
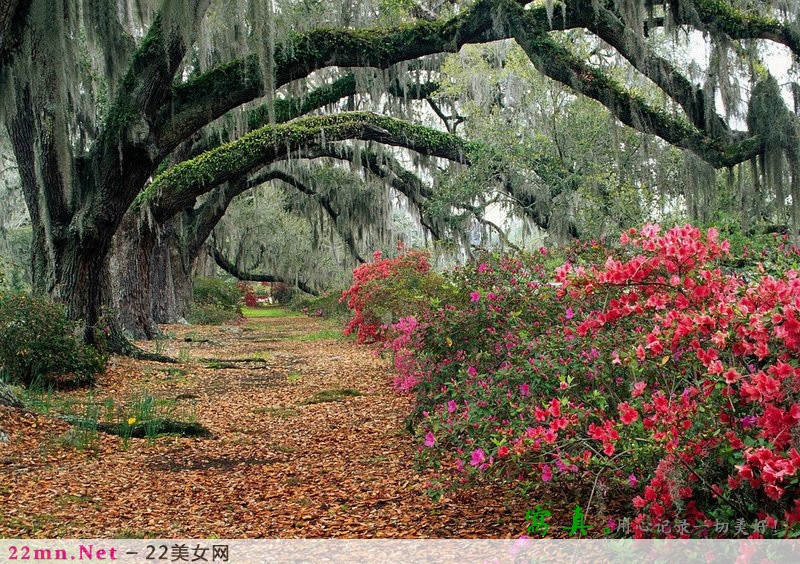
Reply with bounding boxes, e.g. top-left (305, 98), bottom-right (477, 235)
top-left (0, 309), bottom-right (611, 538)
